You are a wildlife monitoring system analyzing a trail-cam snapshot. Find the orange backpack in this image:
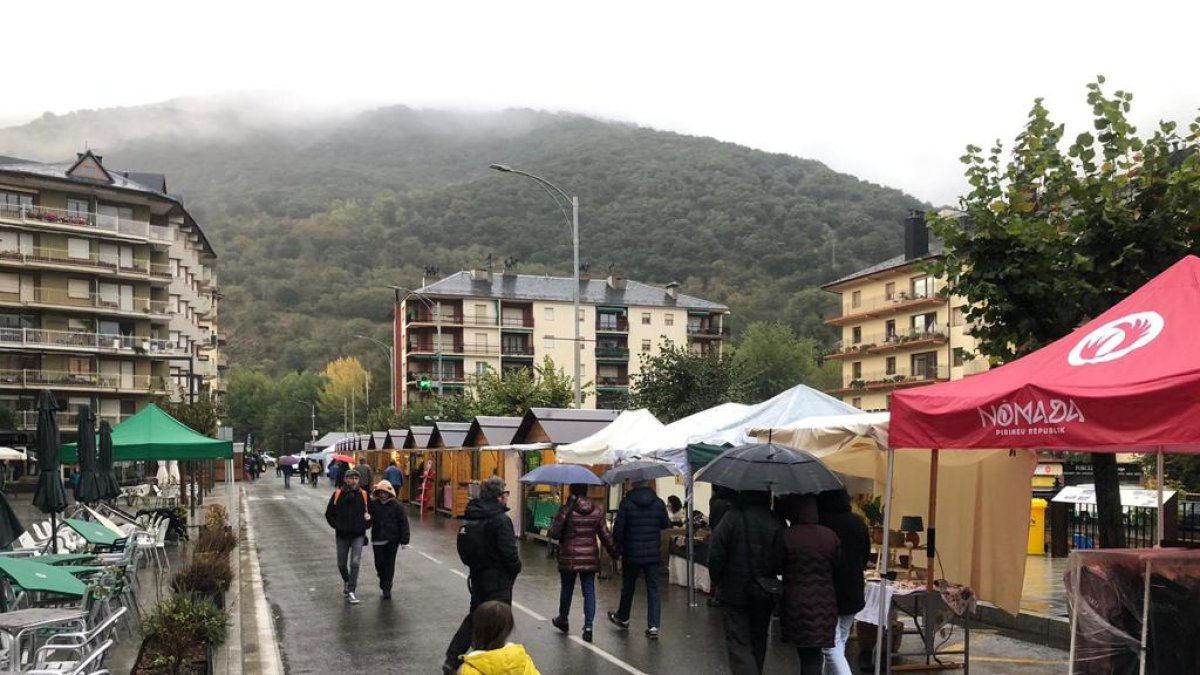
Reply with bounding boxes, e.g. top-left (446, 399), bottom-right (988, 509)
top-left (333, 488), bottom-right (368, 509)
